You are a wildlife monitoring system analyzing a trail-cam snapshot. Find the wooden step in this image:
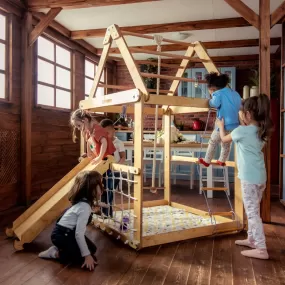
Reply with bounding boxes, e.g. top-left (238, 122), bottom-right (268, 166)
top-left (206, 211), bottom-right (233, 216)
top-left (201, 187), bottom-right (228, 191)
